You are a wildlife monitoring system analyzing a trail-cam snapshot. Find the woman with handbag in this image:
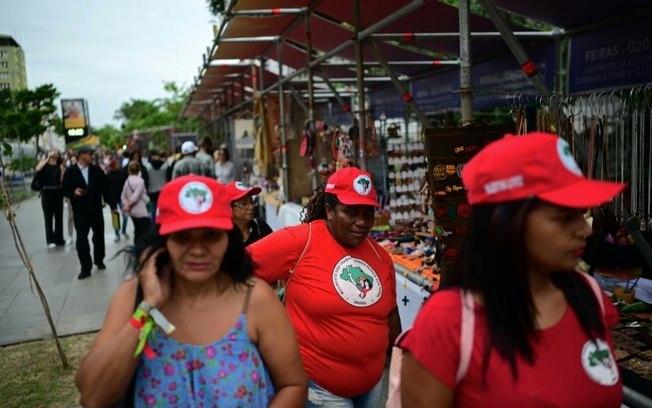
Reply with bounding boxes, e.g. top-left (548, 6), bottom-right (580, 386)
top-left (400, 133), bottom-right (625, 407)
top-left (34, 149), bottom-right (66, 248)
top-left (121, 161), bottom-right (151, 244)
top-left (247, 166), bottom-right (402, 408)
top-left (76, 175), bottom-right (307, 407)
